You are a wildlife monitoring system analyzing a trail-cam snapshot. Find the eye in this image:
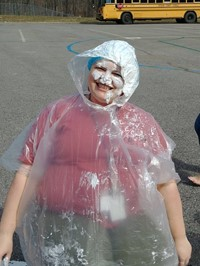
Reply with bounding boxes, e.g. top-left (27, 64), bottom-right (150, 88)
top-left (95, 66), bottom-right (106, 72)
top-left (113, 72), bottom-right (123, 78)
